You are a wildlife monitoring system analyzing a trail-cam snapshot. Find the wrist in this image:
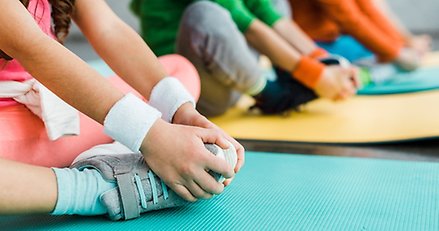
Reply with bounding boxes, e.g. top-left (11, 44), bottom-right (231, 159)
top-left (149, 77), bottom-right (195, 123)
top-left (140, 118), bottom-right (168, 156)
top-left (103, 93), bottom-right (162, 152)
top-left (308, 48), bottom-right (328, 59)
top-left (172, 102), bottom-right (198, 124)
top-left (292, 56), bottom-right (325, 89)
